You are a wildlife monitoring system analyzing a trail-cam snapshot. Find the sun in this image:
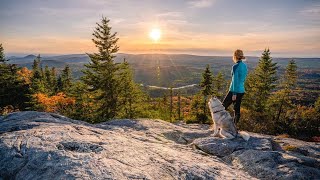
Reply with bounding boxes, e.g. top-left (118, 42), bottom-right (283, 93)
top-left (149, 28), bottom-right (161, 42)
